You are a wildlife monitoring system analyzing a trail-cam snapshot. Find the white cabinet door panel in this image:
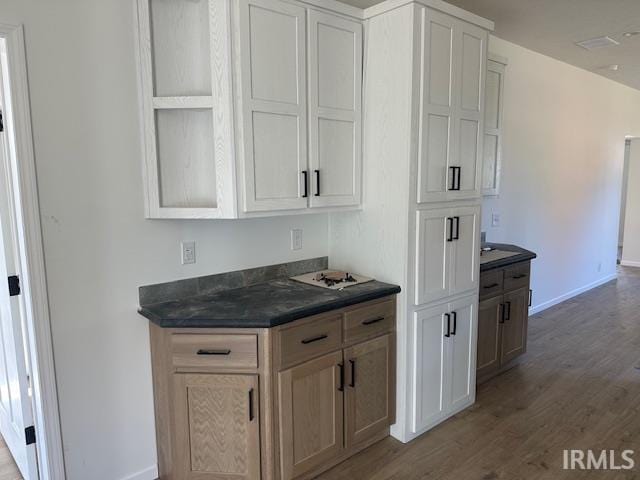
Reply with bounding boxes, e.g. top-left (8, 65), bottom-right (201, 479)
top-left (412, 304), bottom-right (449, 433)
top-left (456, 118), bottom-right (479, 193)
top-left (309, 11), bottom-right (362, 207)
top-left (415, 209), bottom-right (451, 305)
top-left (239, 0), bottom-right (308, 212)
top-left (451, 206), bottom-right (480, 296)
top-left (483, 58), bottom-right (505, 196)
top-left (448, 296), bottom-right (477, 413)
top-left (459, 31), bottom-right (483, 113)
